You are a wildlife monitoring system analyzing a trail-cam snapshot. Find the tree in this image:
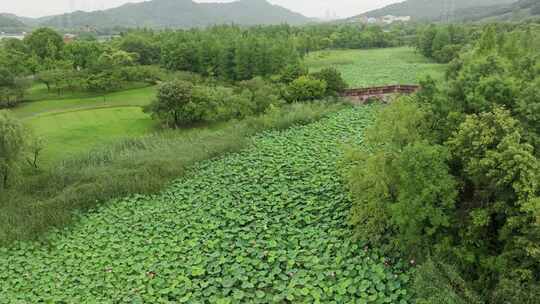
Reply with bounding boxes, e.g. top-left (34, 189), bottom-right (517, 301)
top-left (145, 80), bottom-right (196, 127)
top-left (23, 28), bottom-right (64, 61)
top-left (85, 72), bottom-right (123, 102)
top-left (64, 40), bottom-right (102, 70)
top-left (0, 111), bottom-right (27, 189)
top-left (26, 136), bottom-right (45, 170)
top-left (118, 33), bottom-right (160, 65)
top-left (0, 38), bottom-right (30, 76)
top-left (417, 25), bottom-right (437, 58)
top-left (0, 68), bottom-right (29, 108)
top-left (312, 67), bottom-right (347, 96)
